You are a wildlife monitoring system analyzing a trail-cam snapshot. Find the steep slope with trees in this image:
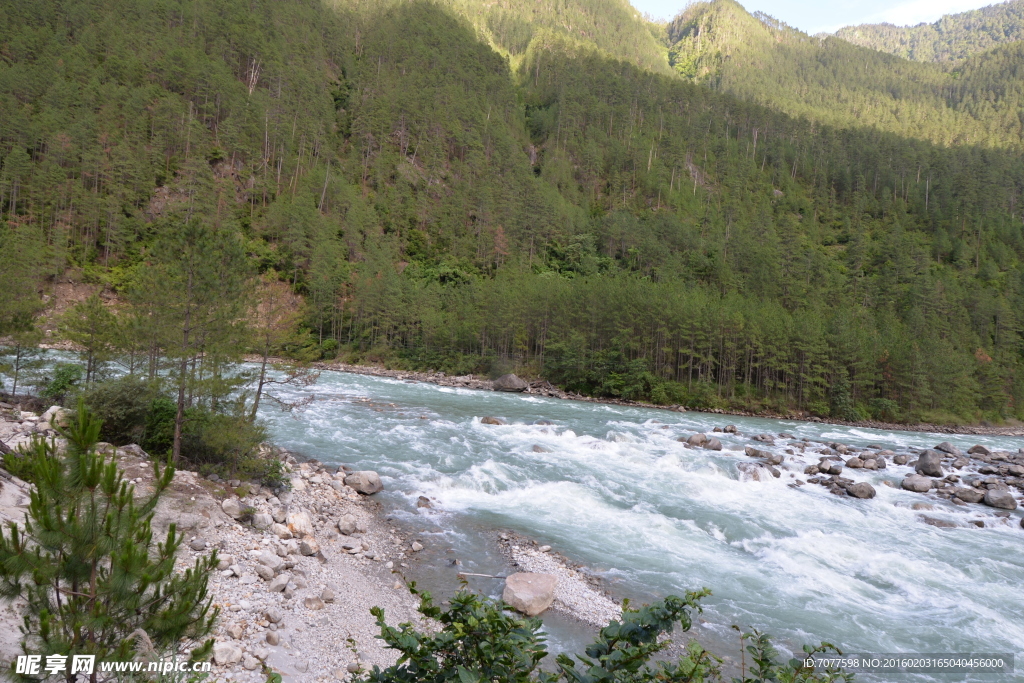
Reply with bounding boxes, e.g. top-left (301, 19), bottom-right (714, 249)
top-left (2, 0), bottom-right (1024, 424)
top-left (835, 0), bottom-right (1024, 63)
top-left (666, 0), bottom-right (1024, 149)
